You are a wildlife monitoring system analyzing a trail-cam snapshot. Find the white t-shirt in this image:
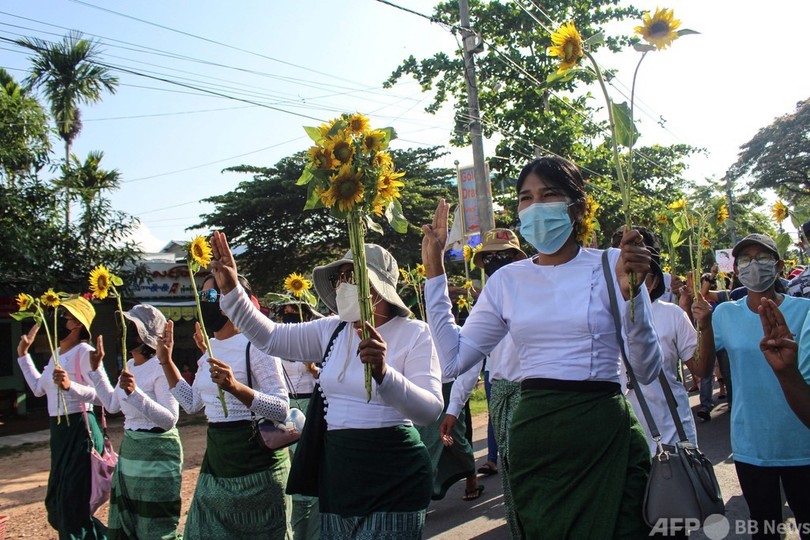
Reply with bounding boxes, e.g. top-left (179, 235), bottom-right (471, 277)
top-left (18, 343), bottom-right (97, 416)
top-left (220, 285), bottom-right (444, 429)
top-left (622, 299), bottom-right (698, 453)
top-left (171, 333), bottom-right (289, 423)
top-left (425, 248), bottom-right (662, 385)
top-left (88, 357), bottom-right (180, 432)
